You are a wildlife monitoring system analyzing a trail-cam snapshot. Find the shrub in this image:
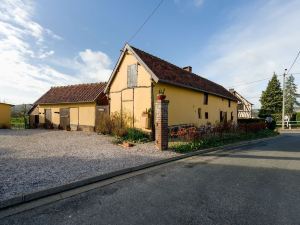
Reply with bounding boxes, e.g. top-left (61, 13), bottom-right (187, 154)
top-left (95, 112), bottom-right (131, 136)
top-left (122, 128), bottom-right (150, 143)
top-left (271, 113), bottom-right (282, 122)
top-left (95, 113), bottom-right (114, 134)
top-left (238, 118), bottom-right (265, 124)
top-left (95, 112), bottom-right (150, 142)
top-left (296, 112), bottom-right (300, 124)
